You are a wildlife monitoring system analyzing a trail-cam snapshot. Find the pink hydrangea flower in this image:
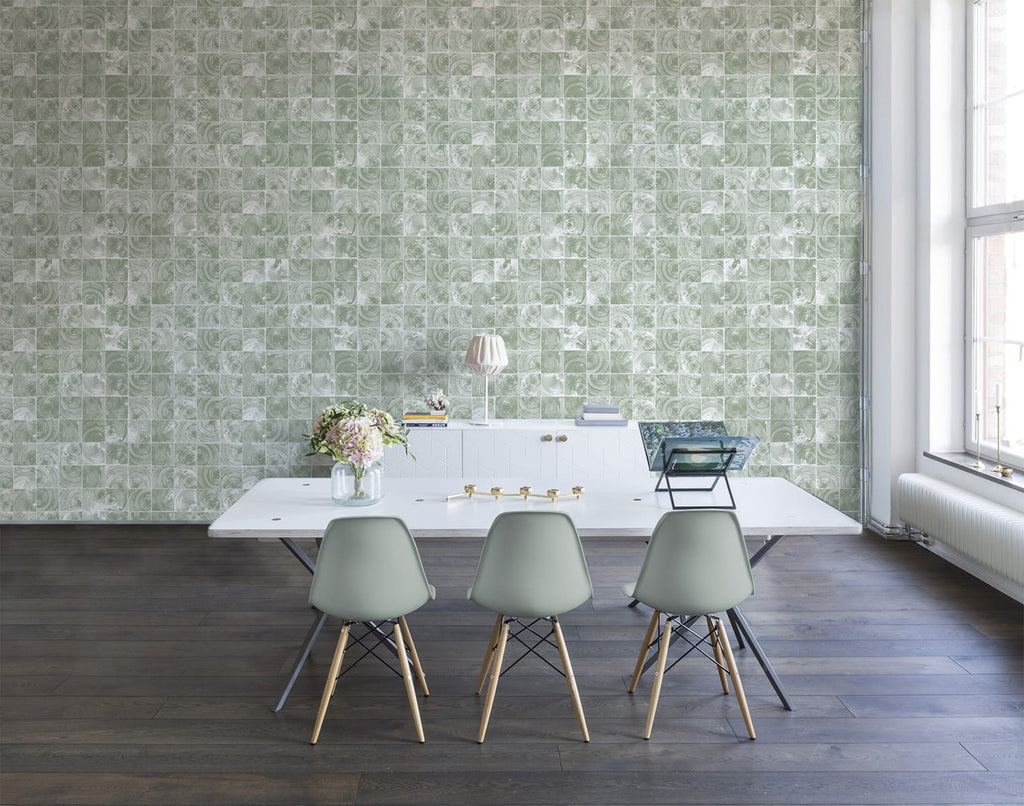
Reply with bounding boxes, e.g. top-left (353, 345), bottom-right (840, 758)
top-left (305, 401), bottom-right (411, 475)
